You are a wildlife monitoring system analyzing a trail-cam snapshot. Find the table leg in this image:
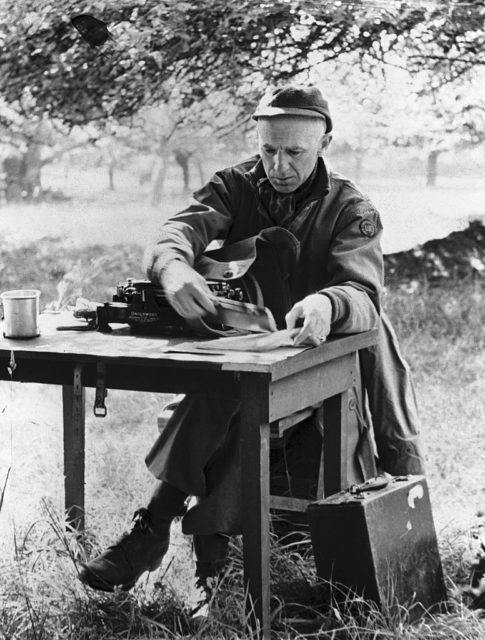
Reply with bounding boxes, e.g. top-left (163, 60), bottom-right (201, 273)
top-left (322, 390), bottom-right (349, 496)
top-left (240, 373), bottom-right (271, 639)
top-left (62, 364), bottom-right (85, 531)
